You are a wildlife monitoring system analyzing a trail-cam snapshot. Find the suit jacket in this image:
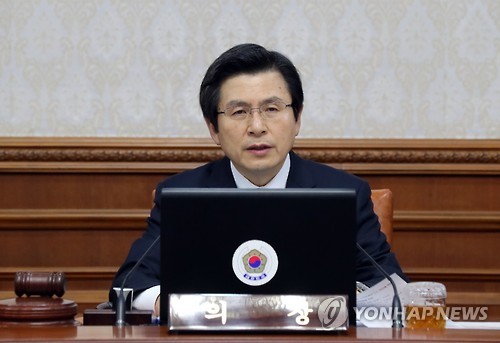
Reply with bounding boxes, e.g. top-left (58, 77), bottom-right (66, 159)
top-left (110, 151), bottom-right (408, 299)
